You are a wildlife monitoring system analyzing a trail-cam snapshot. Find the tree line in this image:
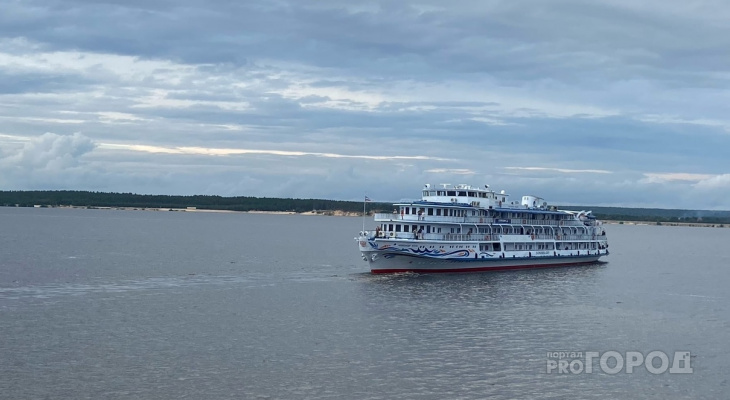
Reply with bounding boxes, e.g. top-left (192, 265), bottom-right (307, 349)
top-left (560, 206), bottom-right (730, 225)
top-left (1, 190), bottom-right (729, 223)
top-left (0, 190), bottom-right (392, 213)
